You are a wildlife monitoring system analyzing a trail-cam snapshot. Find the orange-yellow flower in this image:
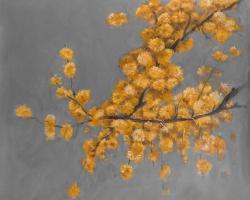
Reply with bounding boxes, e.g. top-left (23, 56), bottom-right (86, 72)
top-left (59, 47), bottom-right (74, 61)
top-left (44, 114), bottom-right (56, 140)
top-left (160, 164), bottom-right (171, 180)
top-left (147, 38), bottom-right (165, 52)
top-left (120, 164), bottom-right (134, 180)
top-left (106, 12), bottom-right (128, 27)
top-left (63, 62), bottom-right (76, 78)
top-left (67, 181), bottom-right (80, 199)
top-left (196, 159), bottom-right (213, 175)
top-left (212, 50), bottom-right (228, 62)
top-left (50, 74), bottom-right (62, 86)
top-left (160, 137), bottom-right (173, 153)
top-left (82, 157), bottom-right (96, 174)
top-left (60, 123), bottom-right (74, 141)
top-left (15, 105), bottom-right (32, 119)
top-left (229, 46), bottom-right (241, 57)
